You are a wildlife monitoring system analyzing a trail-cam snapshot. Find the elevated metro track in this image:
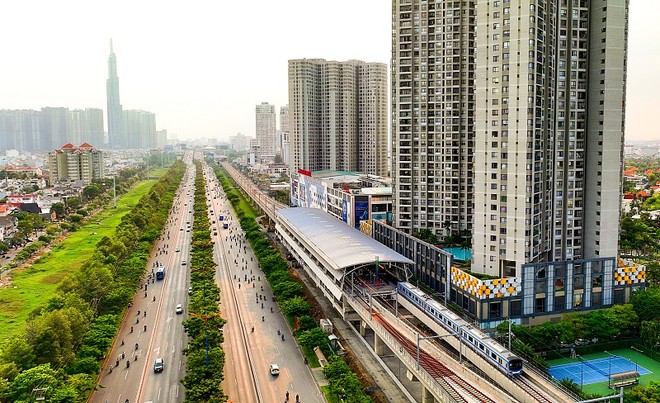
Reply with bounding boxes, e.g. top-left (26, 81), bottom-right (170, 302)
top-left (219, 162), bottom-right (578, 402)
